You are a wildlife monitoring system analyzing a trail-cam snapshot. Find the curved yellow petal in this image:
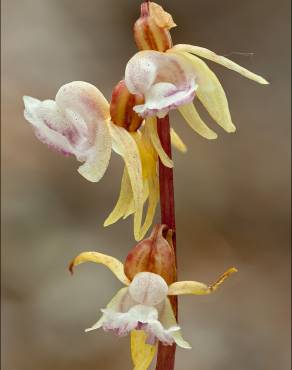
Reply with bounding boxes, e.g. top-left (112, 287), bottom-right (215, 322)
top-left (104, 167), bottom-right (132, 226)
top-left (172, 44), bottom-right (269, 84)
top-left (145, 117), bottom-right (174, 168)
top-left (178, 103), bottom-right (218, 140)
top-left (172, 51), bottom-right (236, 133)
top-left (170, 128), bottom-right (187, 152)
top-left (77, 121), bottom-right (112, 183)
top-left (160, 298), bottom-right (191, 349)
top-left (109, 124), bottom-right (144, 241)
top-left (168, 267), bottom-right (237, 295)
top-left (131, 330), bottom-right (156, 370)
top-left (132, 129), bottom-right (159, 239)
top-left (123, 182), bottom-right (149, 220)
top-left (168, 280), bottom-right (210, 295)
top-left (69, 251), bottom-right (130, 286)
top-left (139, 175), bottom-right (159, 239)
top-left (86, 287), bottom-right (129, 332)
